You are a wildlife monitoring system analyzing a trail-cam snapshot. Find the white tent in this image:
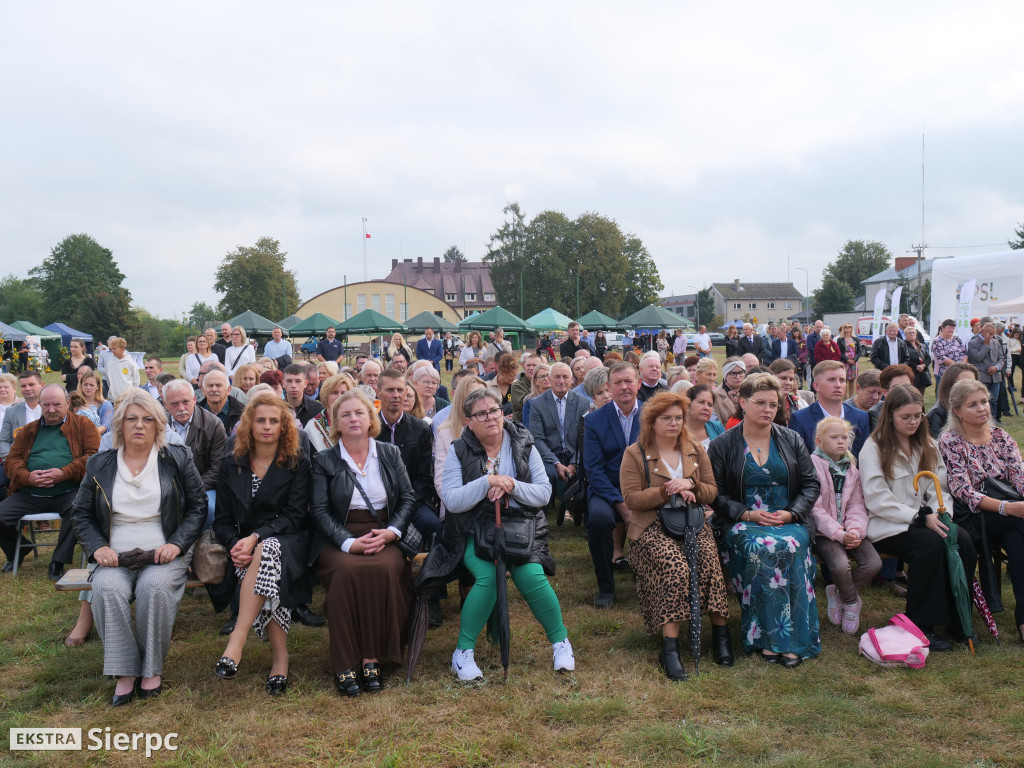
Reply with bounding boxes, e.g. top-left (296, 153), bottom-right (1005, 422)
top-left (988, 293), bottom-right (1024, 316)
top-left (929, 251), bottom-right (1024, 336)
